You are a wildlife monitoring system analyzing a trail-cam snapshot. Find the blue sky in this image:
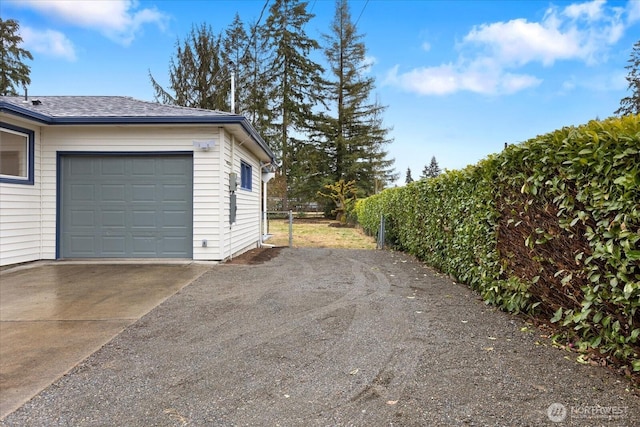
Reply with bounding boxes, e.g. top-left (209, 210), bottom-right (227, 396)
top-left (4, 0), bottom-right (640, 184)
